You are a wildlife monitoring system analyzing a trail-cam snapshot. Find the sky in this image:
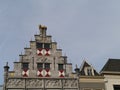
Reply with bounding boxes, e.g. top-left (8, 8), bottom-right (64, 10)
top-left (0, 0), bottom-right (120, 84)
